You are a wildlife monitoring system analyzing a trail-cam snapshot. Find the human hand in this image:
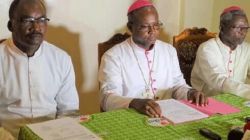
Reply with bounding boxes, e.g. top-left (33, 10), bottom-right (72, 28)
top-left (187, 89), bottom-right (208, 106)
top-left (129, 99), bottom-right (161, 117)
